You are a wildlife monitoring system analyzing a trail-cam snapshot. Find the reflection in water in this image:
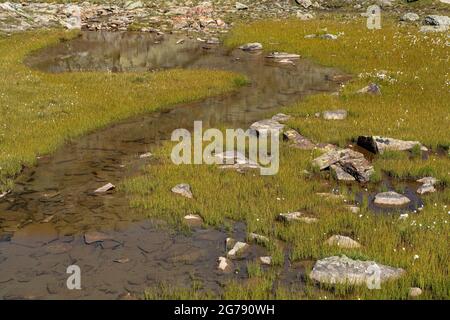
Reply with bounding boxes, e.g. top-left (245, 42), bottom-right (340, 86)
top-left (0, 32), bottom-right (340, 299)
